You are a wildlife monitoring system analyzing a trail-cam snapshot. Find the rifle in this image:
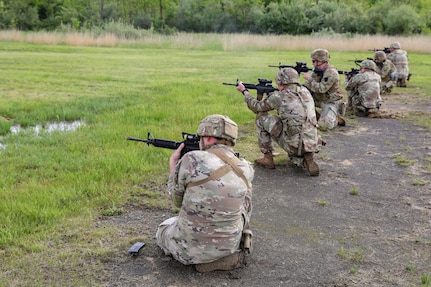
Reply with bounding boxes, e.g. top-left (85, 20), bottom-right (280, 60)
top-left (127, 132), bottom-right (200, 158)
top-left (368, 47), bottom-right (390, 54)
top-left (268, 61), bottom-right (312, 74)
top-left (338, 68), bottom-right (360, 79)
top-left (223, 78), bottom-right (278, 98)
top-left (348, 58), bottom-right (373, 67)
